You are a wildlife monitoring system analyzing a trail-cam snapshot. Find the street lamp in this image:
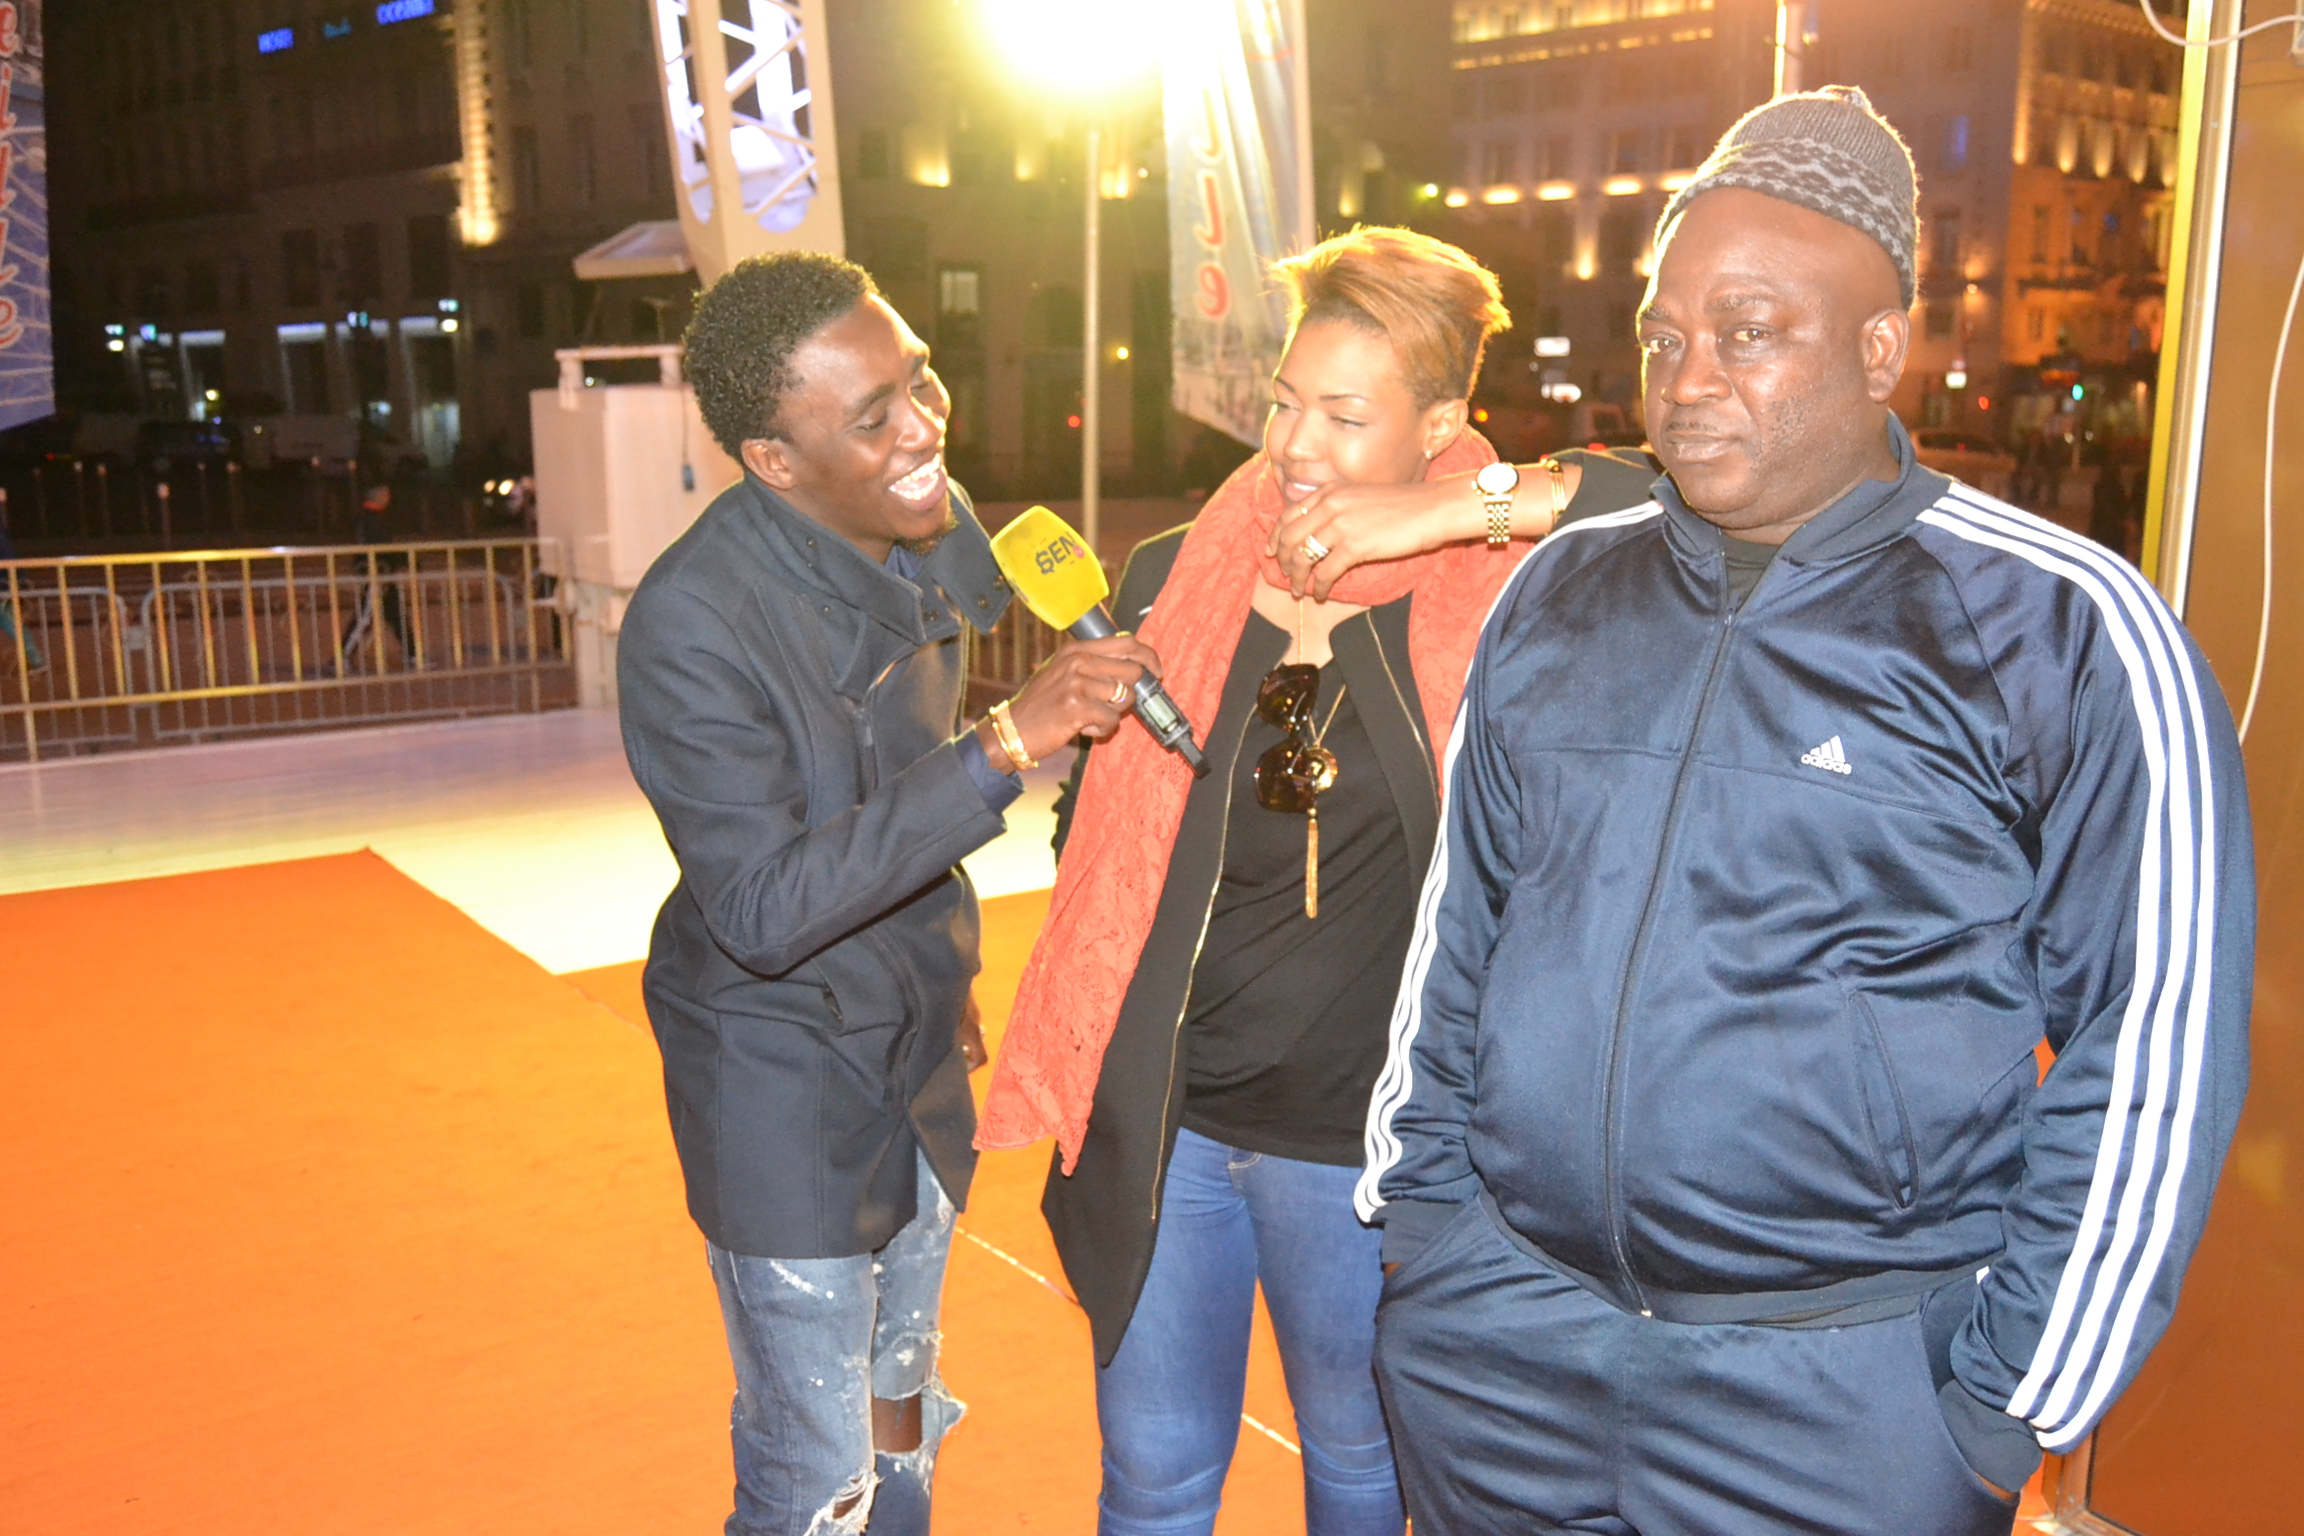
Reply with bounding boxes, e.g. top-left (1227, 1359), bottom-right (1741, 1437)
top-left (983, 0), bottom-right (1159, 557)
top-left (1774, 1), bottom-right (1818, 96)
